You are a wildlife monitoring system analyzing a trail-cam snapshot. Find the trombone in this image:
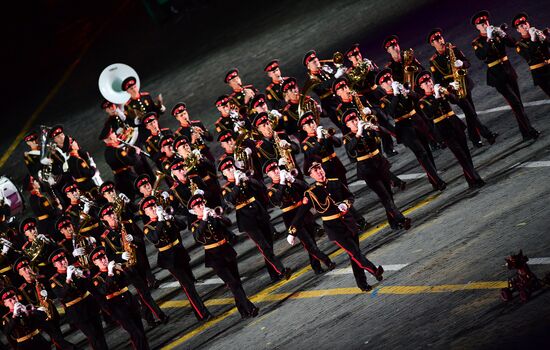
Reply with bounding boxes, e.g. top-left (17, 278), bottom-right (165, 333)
top-left (319, 51), bottom-right (345, 66)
